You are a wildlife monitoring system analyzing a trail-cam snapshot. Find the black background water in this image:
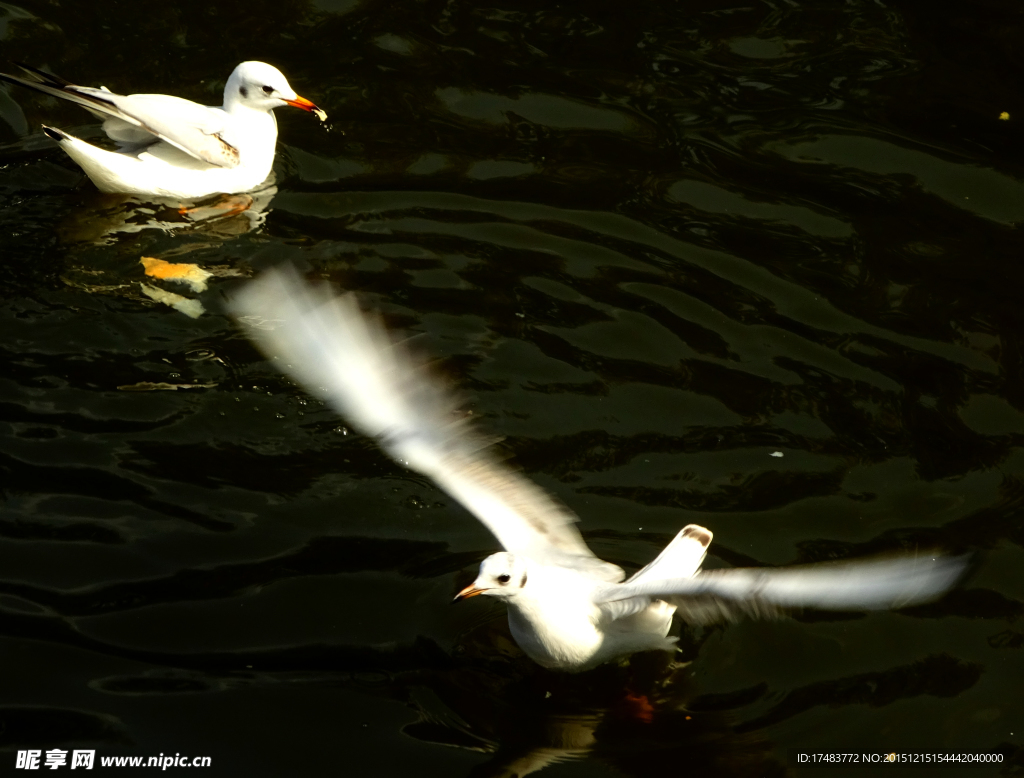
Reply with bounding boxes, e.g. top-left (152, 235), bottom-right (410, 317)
top-left (0, 0), bottom-right (1022, 775)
